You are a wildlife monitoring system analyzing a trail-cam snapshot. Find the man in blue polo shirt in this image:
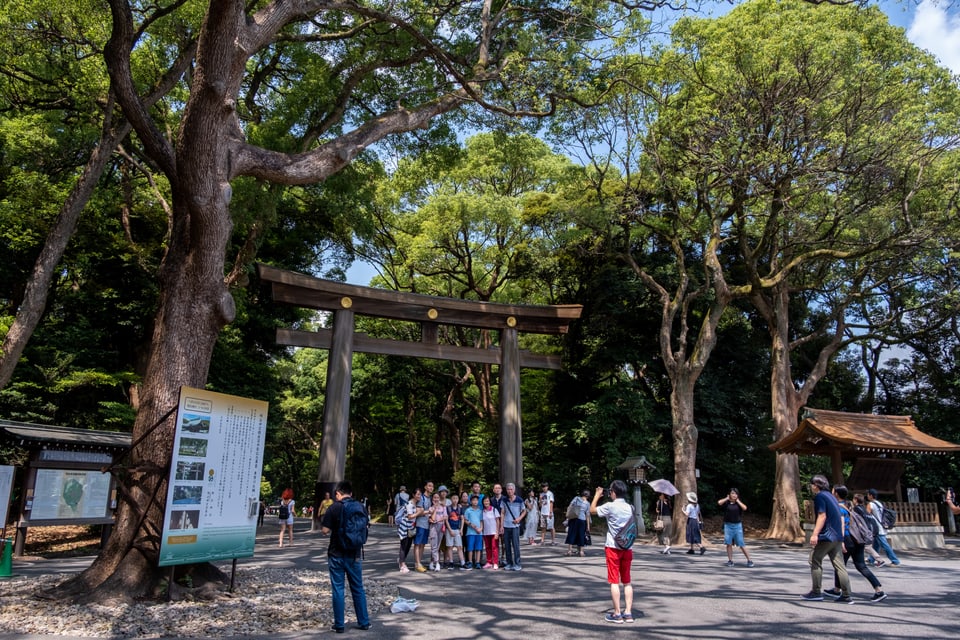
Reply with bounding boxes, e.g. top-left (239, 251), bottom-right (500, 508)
top-left (802, 474), bottom-right (851, 603)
